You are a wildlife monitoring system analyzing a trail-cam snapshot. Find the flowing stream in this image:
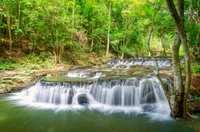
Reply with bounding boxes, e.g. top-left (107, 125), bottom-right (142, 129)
top-left (0, 58), bottom-right (196, 132)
